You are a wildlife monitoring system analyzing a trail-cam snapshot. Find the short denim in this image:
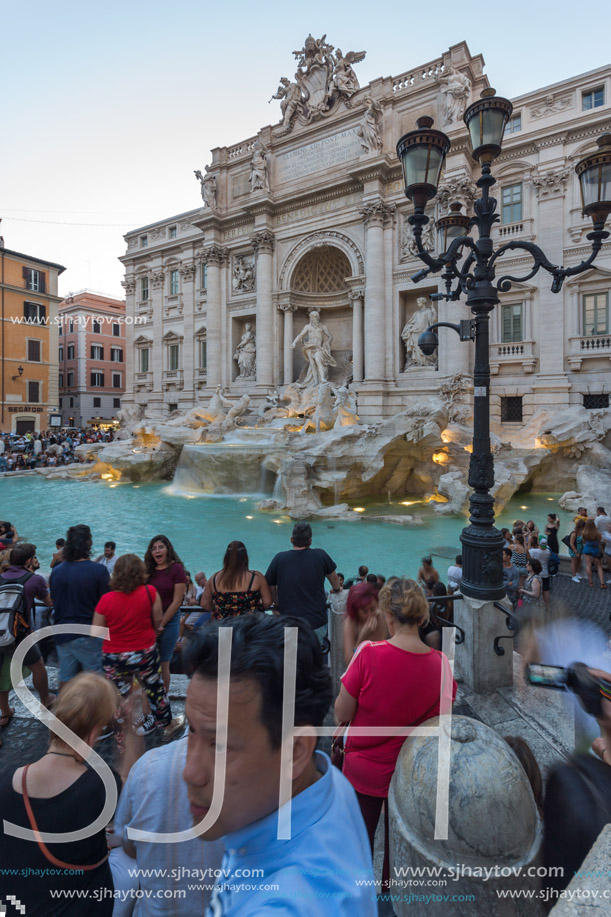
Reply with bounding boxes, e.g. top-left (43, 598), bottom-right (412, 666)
top-left (57, 635), bottom-right (103, 682)
top-left (157, 615), bottom-right (180, 663)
